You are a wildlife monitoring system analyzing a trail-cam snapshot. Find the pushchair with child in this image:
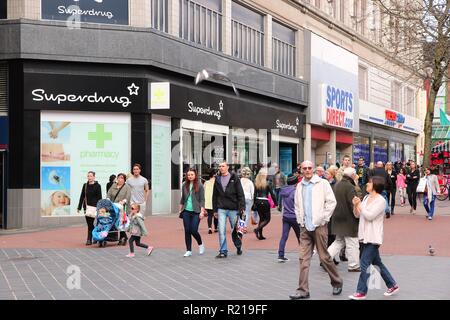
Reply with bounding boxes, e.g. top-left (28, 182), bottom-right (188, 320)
top-left (92, 199), bottom-right (129, 247)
